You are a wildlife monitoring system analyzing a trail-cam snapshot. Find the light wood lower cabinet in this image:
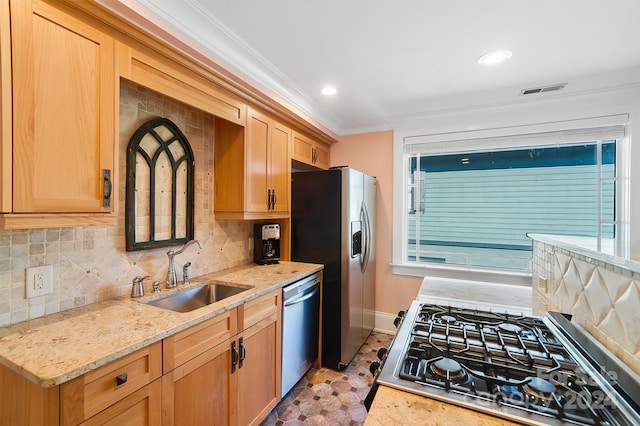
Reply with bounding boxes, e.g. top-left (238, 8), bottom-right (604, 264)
top-left (61, 342), bottom-right (163, 425)
top-left (163, 338), bottom-right (234, 425)
top-left (236, 313), bottom-right (281, 426)
top-left (79, 380), bottom-right (162, 426)
top-left (0, 291), bottom-right (281, 426)
top-left (161, 310), bottom-right (237, 425)
top-left (0, 342), bottom-right (163, 425)
top-left (162, 289), bottom-right (282, 426)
